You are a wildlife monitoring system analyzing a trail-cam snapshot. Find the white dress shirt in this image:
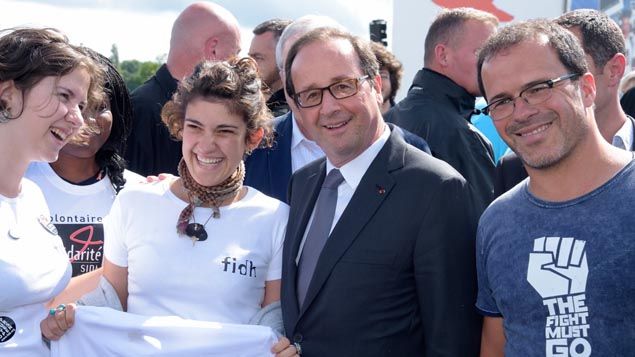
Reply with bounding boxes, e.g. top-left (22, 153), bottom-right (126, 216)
top-left (291, 113), bottom-right (325, 173)
top-left (612, 117), bottom-right (634, 151)
top-left (296, 125), bottom-right (390, 263)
